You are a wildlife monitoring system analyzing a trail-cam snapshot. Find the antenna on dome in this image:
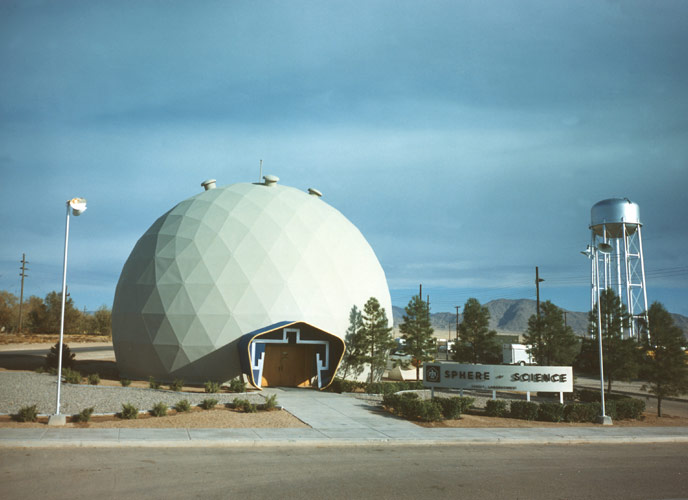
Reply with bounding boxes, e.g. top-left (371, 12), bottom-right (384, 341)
top-left (259, 159), bottom-right (263, 183)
